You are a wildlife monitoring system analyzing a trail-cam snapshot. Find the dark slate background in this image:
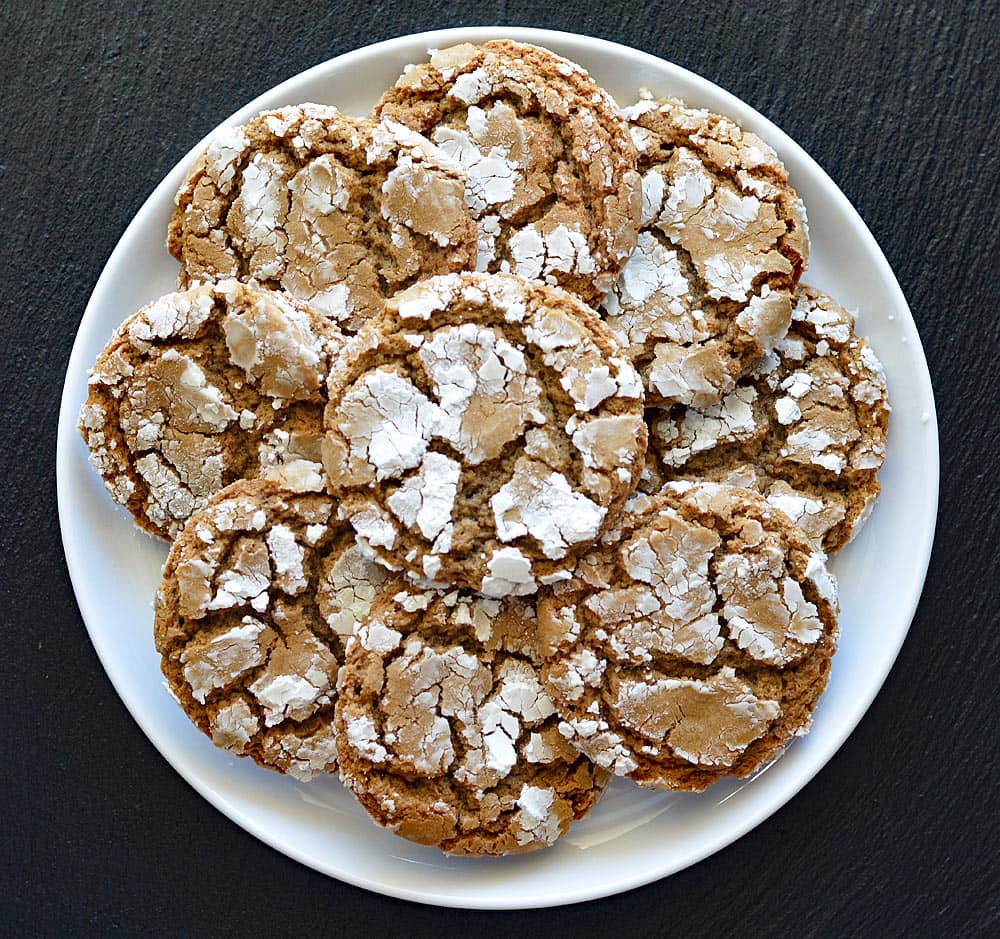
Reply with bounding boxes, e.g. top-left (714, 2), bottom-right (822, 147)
top-left (3, 0), bottom-right (998, 934)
